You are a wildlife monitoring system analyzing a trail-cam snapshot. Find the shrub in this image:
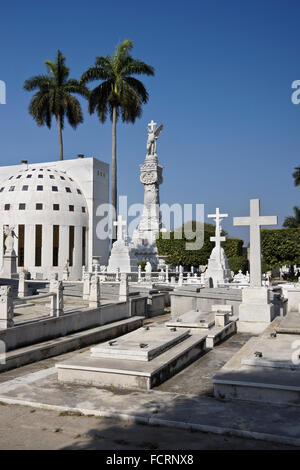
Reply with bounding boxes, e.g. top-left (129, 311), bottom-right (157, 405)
top-left (228, 256), bottom-right (248, 274)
